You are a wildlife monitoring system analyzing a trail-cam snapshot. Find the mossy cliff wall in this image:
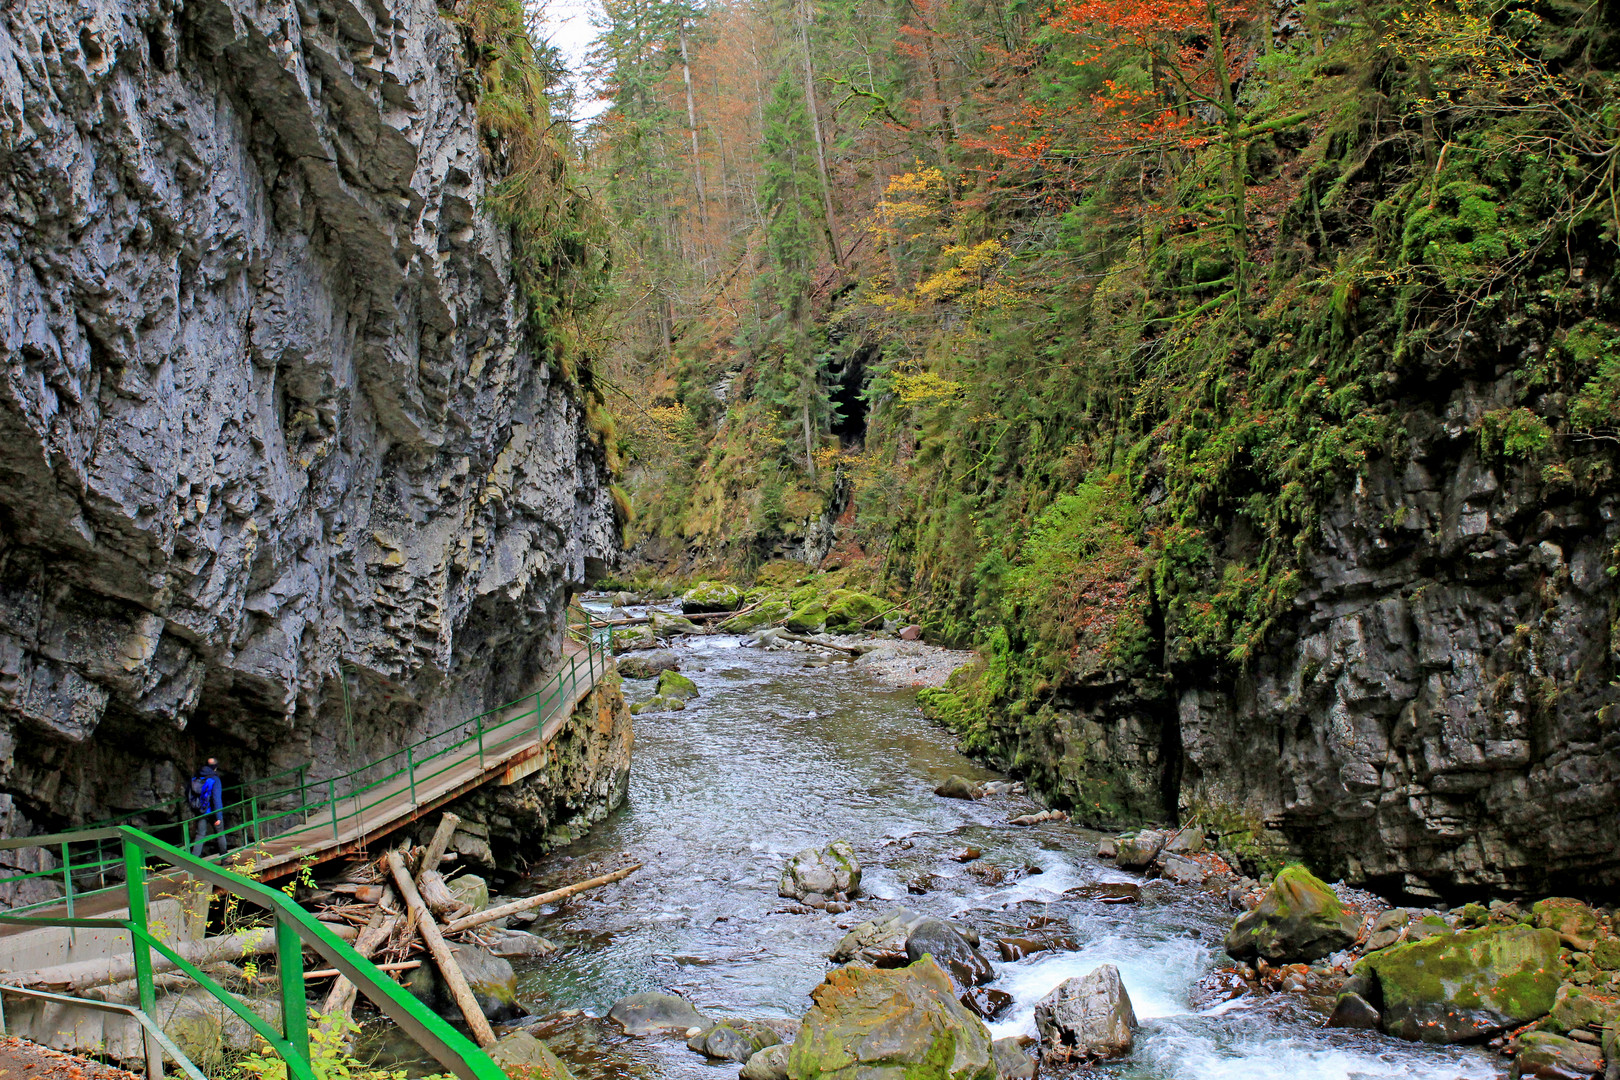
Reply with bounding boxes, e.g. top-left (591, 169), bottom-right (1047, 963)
top-left (0, 0), bottom-right (615, 851)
